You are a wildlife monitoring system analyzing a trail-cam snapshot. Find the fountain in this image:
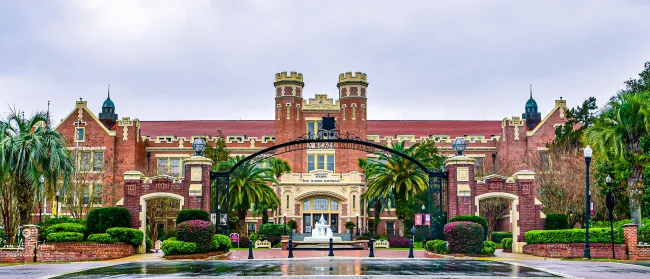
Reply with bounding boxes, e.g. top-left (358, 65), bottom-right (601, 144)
top-left (303, 214), bottom-right (342, 242)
